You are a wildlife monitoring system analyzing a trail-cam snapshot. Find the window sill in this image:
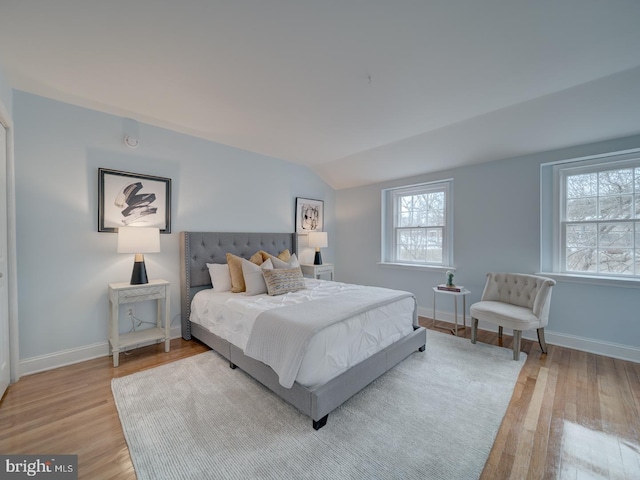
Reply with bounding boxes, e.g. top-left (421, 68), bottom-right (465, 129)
top-left (378, 262), bottom-right (455, 273)
top-left (537, 272), bottom-right (640, 289)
